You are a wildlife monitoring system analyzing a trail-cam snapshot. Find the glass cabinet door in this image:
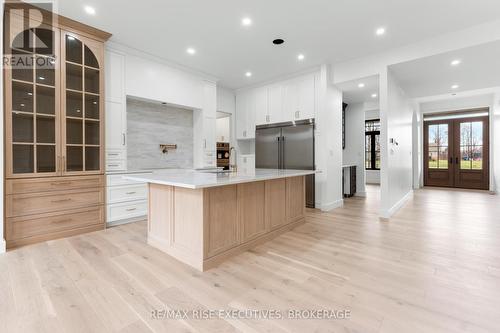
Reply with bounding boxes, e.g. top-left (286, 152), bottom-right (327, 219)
top-left (62, 32), bottom-right (103, 174)
top-left (6, 16), bottom-right (60, 177)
